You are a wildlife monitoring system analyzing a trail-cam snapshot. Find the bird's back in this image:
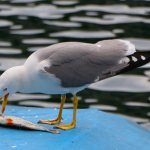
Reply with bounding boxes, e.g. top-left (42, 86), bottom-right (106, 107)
top-left (24, 40), bottom-right (149, 88)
